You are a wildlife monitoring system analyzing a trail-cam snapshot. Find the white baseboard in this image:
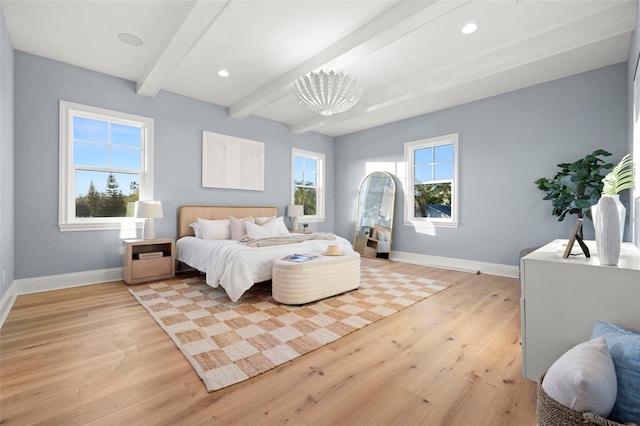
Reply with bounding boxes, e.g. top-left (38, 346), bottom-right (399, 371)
top-left (390, 250), bottom-right (519, 278)
top-left (15, 267), bottom-right (123, 295)
top-left (0, 281), bottom-right (17, 330)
